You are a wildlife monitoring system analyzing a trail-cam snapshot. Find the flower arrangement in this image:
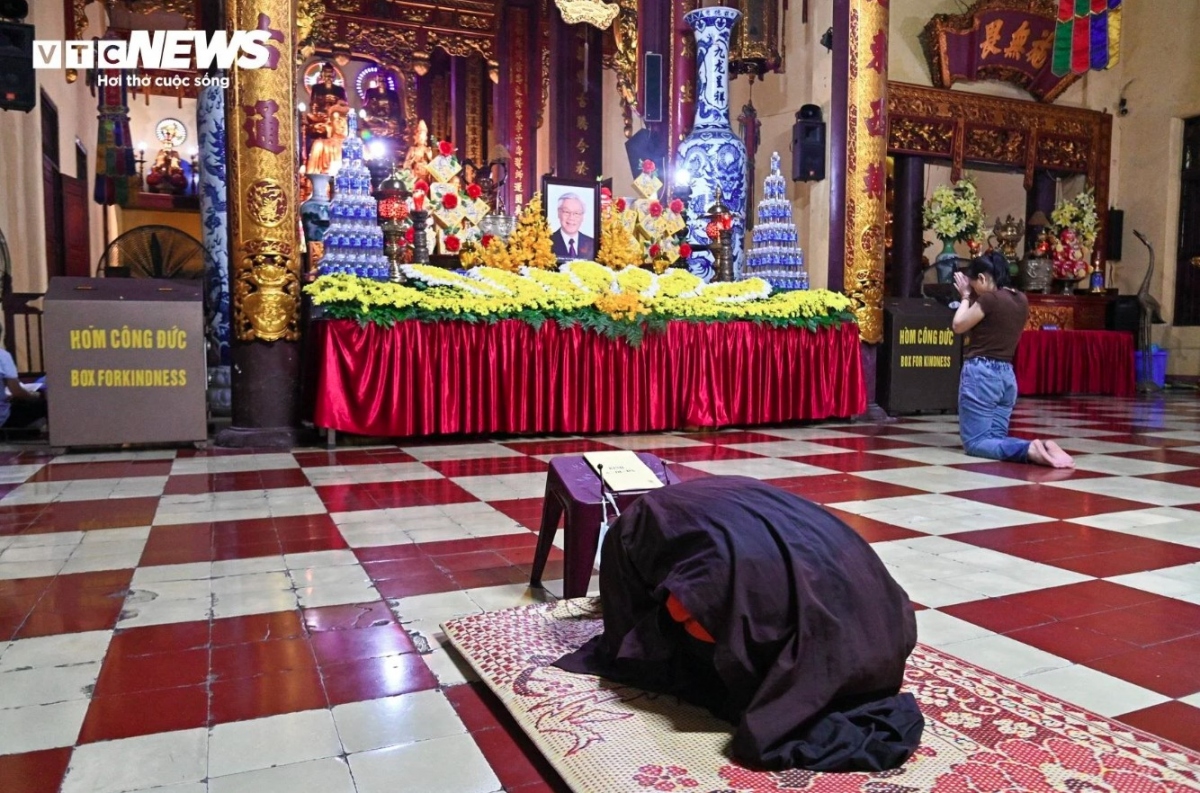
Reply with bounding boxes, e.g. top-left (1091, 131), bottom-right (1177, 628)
top-left (923, 178), bottom-right (986, 246)
top-left (477, 194), bottom-right (557, 272)
top-left (304, 259), bottom-right (854, 345)
top-left (1048, 189), bottom-right (1098, 282)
